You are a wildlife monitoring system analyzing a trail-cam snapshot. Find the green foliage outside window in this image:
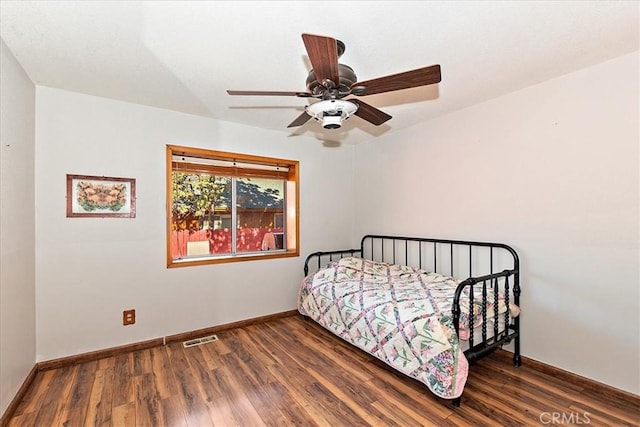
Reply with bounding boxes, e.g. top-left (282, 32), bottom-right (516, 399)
top-left (172, 173), bottom-right (229, 230)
